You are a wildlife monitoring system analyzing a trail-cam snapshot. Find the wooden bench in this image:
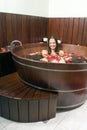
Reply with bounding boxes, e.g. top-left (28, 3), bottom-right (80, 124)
top-left (0, 72), bottom-right (58, 122)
